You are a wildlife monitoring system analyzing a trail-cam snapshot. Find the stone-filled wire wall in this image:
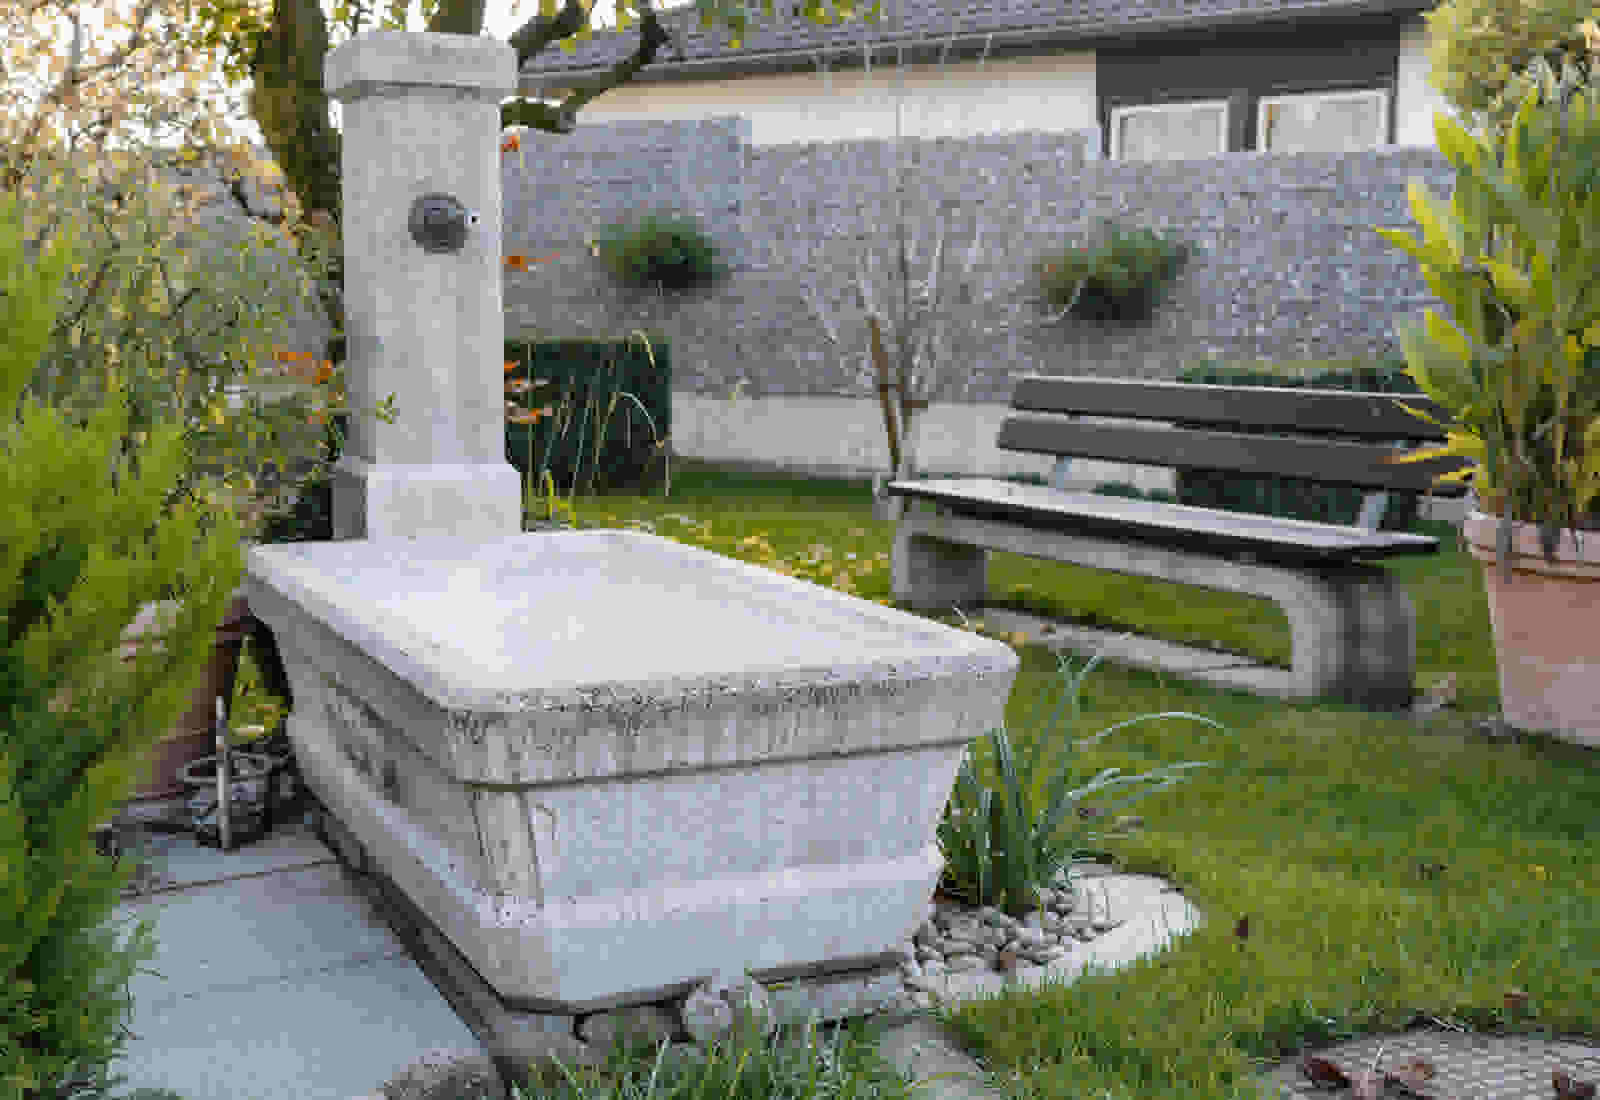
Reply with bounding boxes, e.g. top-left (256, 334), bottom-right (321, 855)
top-left (499, 116), bottom-right (1461, 405)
